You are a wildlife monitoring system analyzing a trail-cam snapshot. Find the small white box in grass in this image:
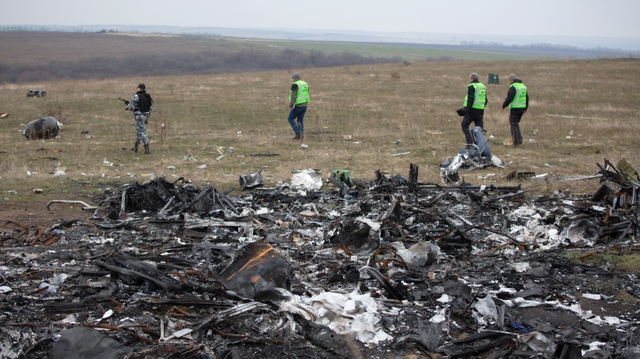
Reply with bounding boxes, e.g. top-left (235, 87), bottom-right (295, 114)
top-left (350, 255), bottom-right (358, 262)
